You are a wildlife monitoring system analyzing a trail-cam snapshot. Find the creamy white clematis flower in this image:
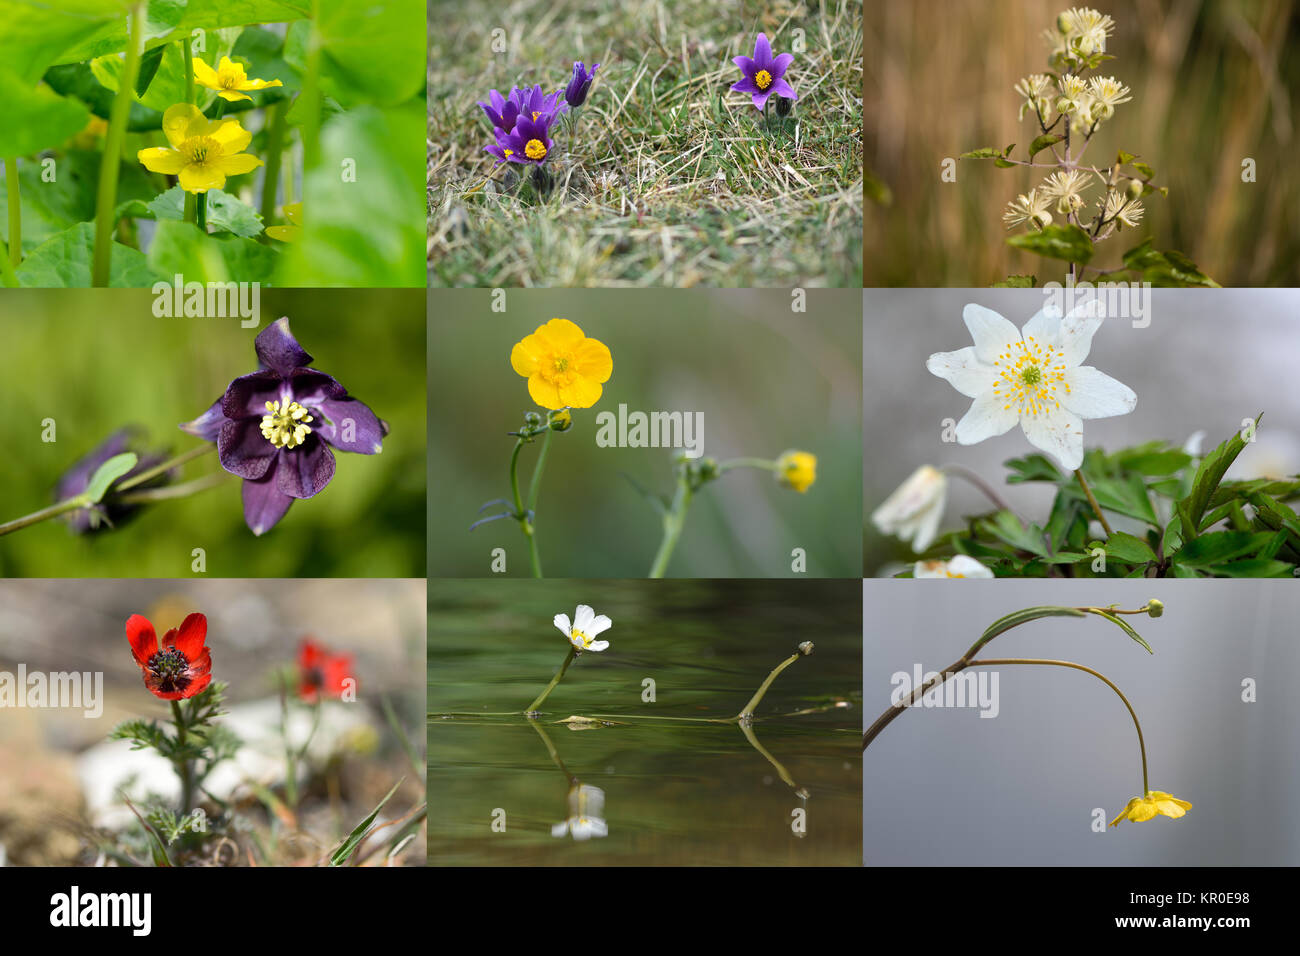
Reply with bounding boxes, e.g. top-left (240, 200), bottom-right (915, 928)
top-left (1087, 76), bottom-right (1132, 119)
top-left (1003, 188), bottom-right (1053, 231)
top-left (554, 604), bottom-right (612, 652)
top-left (1061, 7), bottom-right (1116, 55)
top-left (872, 465), bottom-right (948, 553)
top-left (1101, 190), bottom-right (1144, 227)
top-left (551, 784), bottom-right (608, 841)
top-left (914, 555), bottom-right (994, 578)
top-left (1042, 169), bottom-right (1090, 214)
top-left (1014, 74), bottom-right (1055, 122)
top-left (926, 300), bottom-right (1137, 472)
